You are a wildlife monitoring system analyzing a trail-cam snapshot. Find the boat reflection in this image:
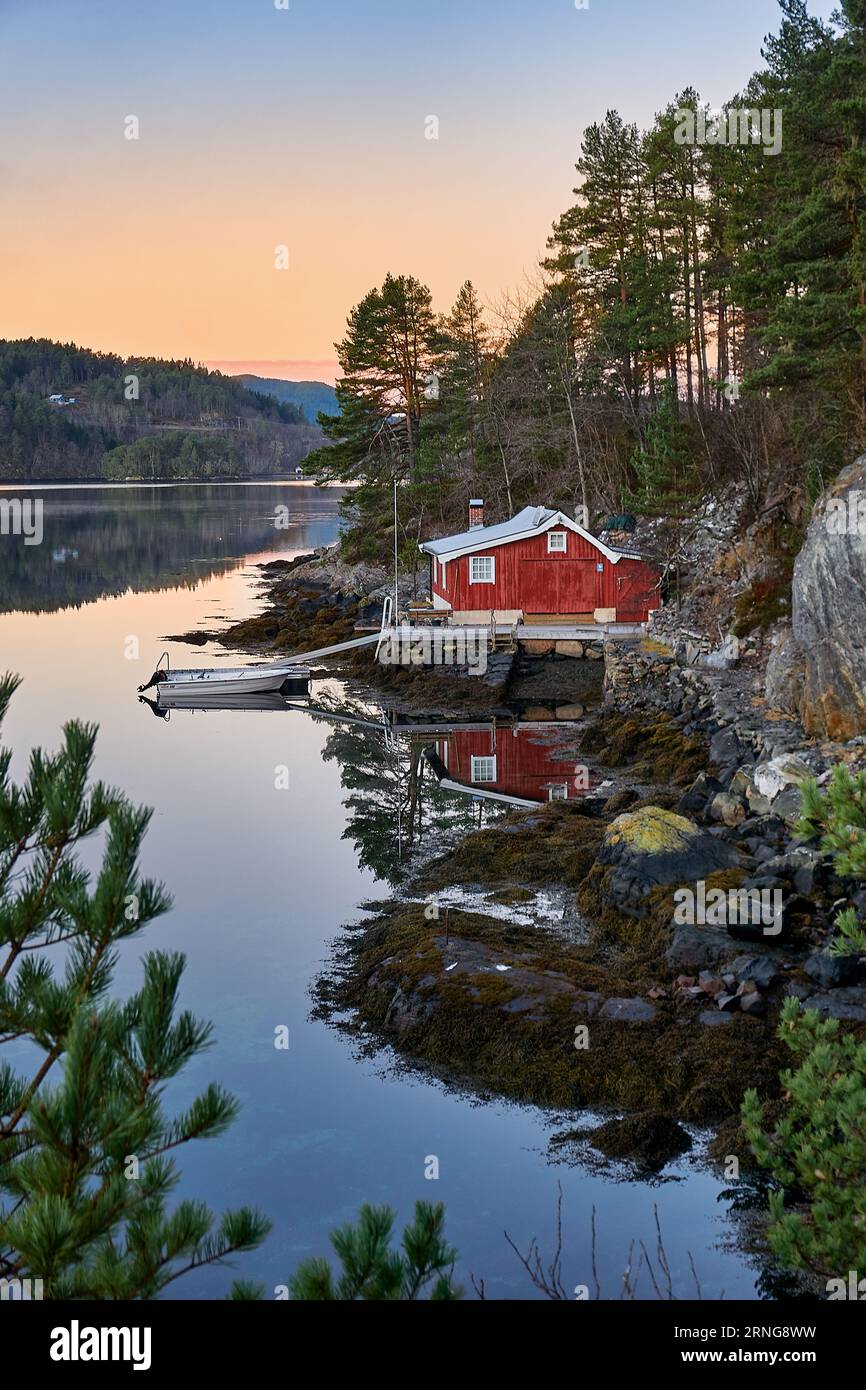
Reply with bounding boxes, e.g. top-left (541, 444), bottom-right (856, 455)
top-left (138, 689), bottom-right (308, 718)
